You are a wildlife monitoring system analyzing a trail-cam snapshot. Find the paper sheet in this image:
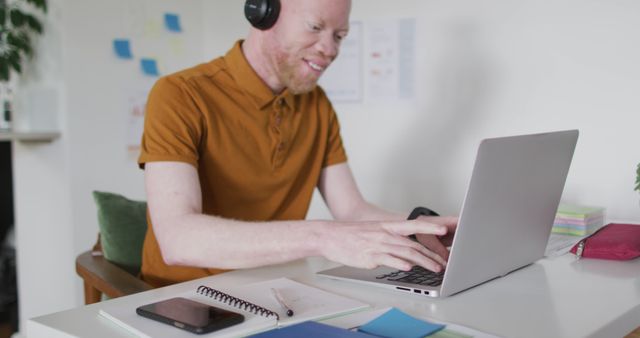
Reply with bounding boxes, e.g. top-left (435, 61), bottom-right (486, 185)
top-left (544, 234), bottom-right (585, 258)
